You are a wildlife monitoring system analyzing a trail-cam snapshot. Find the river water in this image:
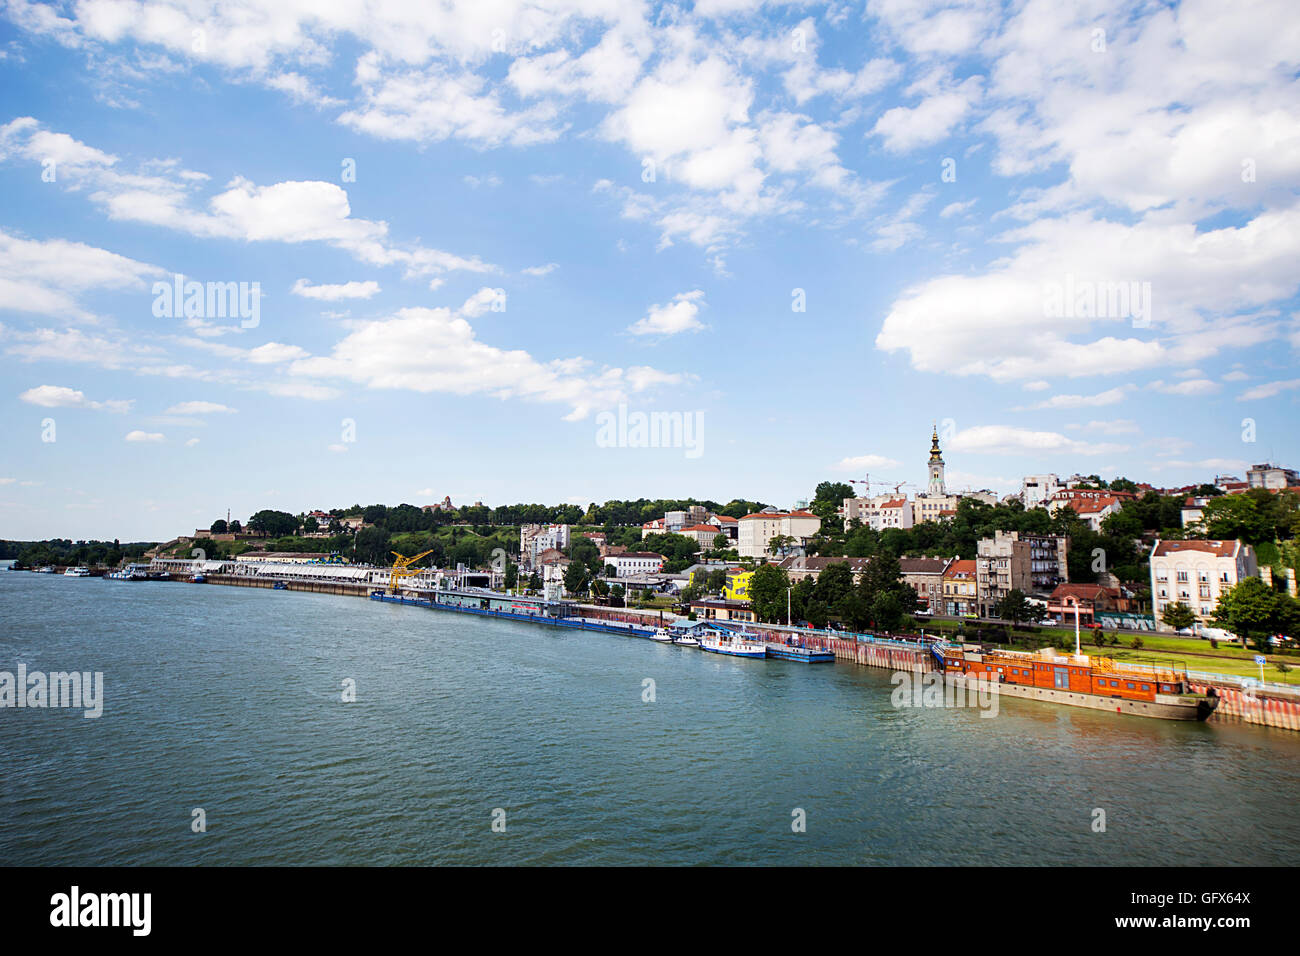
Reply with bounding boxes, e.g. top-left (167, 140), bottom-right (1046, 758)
top-left (1, 571), bottom-right (1296, 865)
